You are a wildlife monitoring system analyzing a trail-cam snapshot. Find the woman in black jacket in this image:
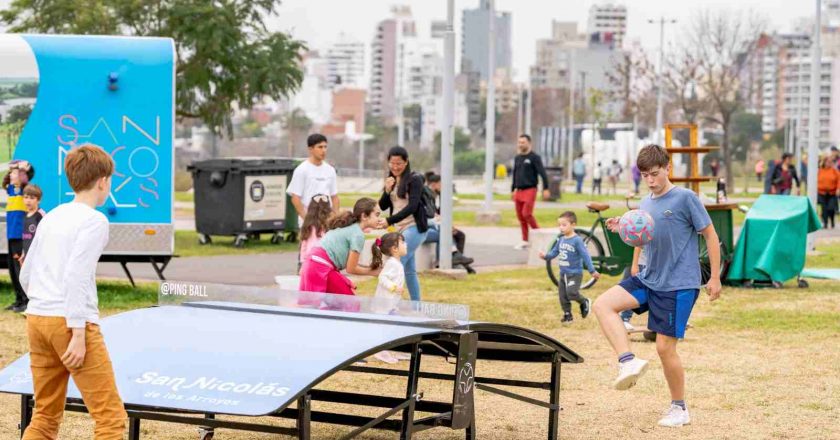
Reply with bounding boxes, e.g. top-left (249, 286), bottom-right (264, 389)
top-left (379, 146), bottom-right (428, 301)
